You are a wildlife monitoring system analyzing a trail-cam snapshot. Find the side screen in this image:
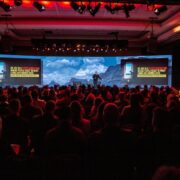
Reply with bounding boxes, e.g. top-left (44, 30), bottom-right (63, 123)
top-left (0, 58), bottom-right (42, 86)
top-left (121, 58), bottom-right (168, 85)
